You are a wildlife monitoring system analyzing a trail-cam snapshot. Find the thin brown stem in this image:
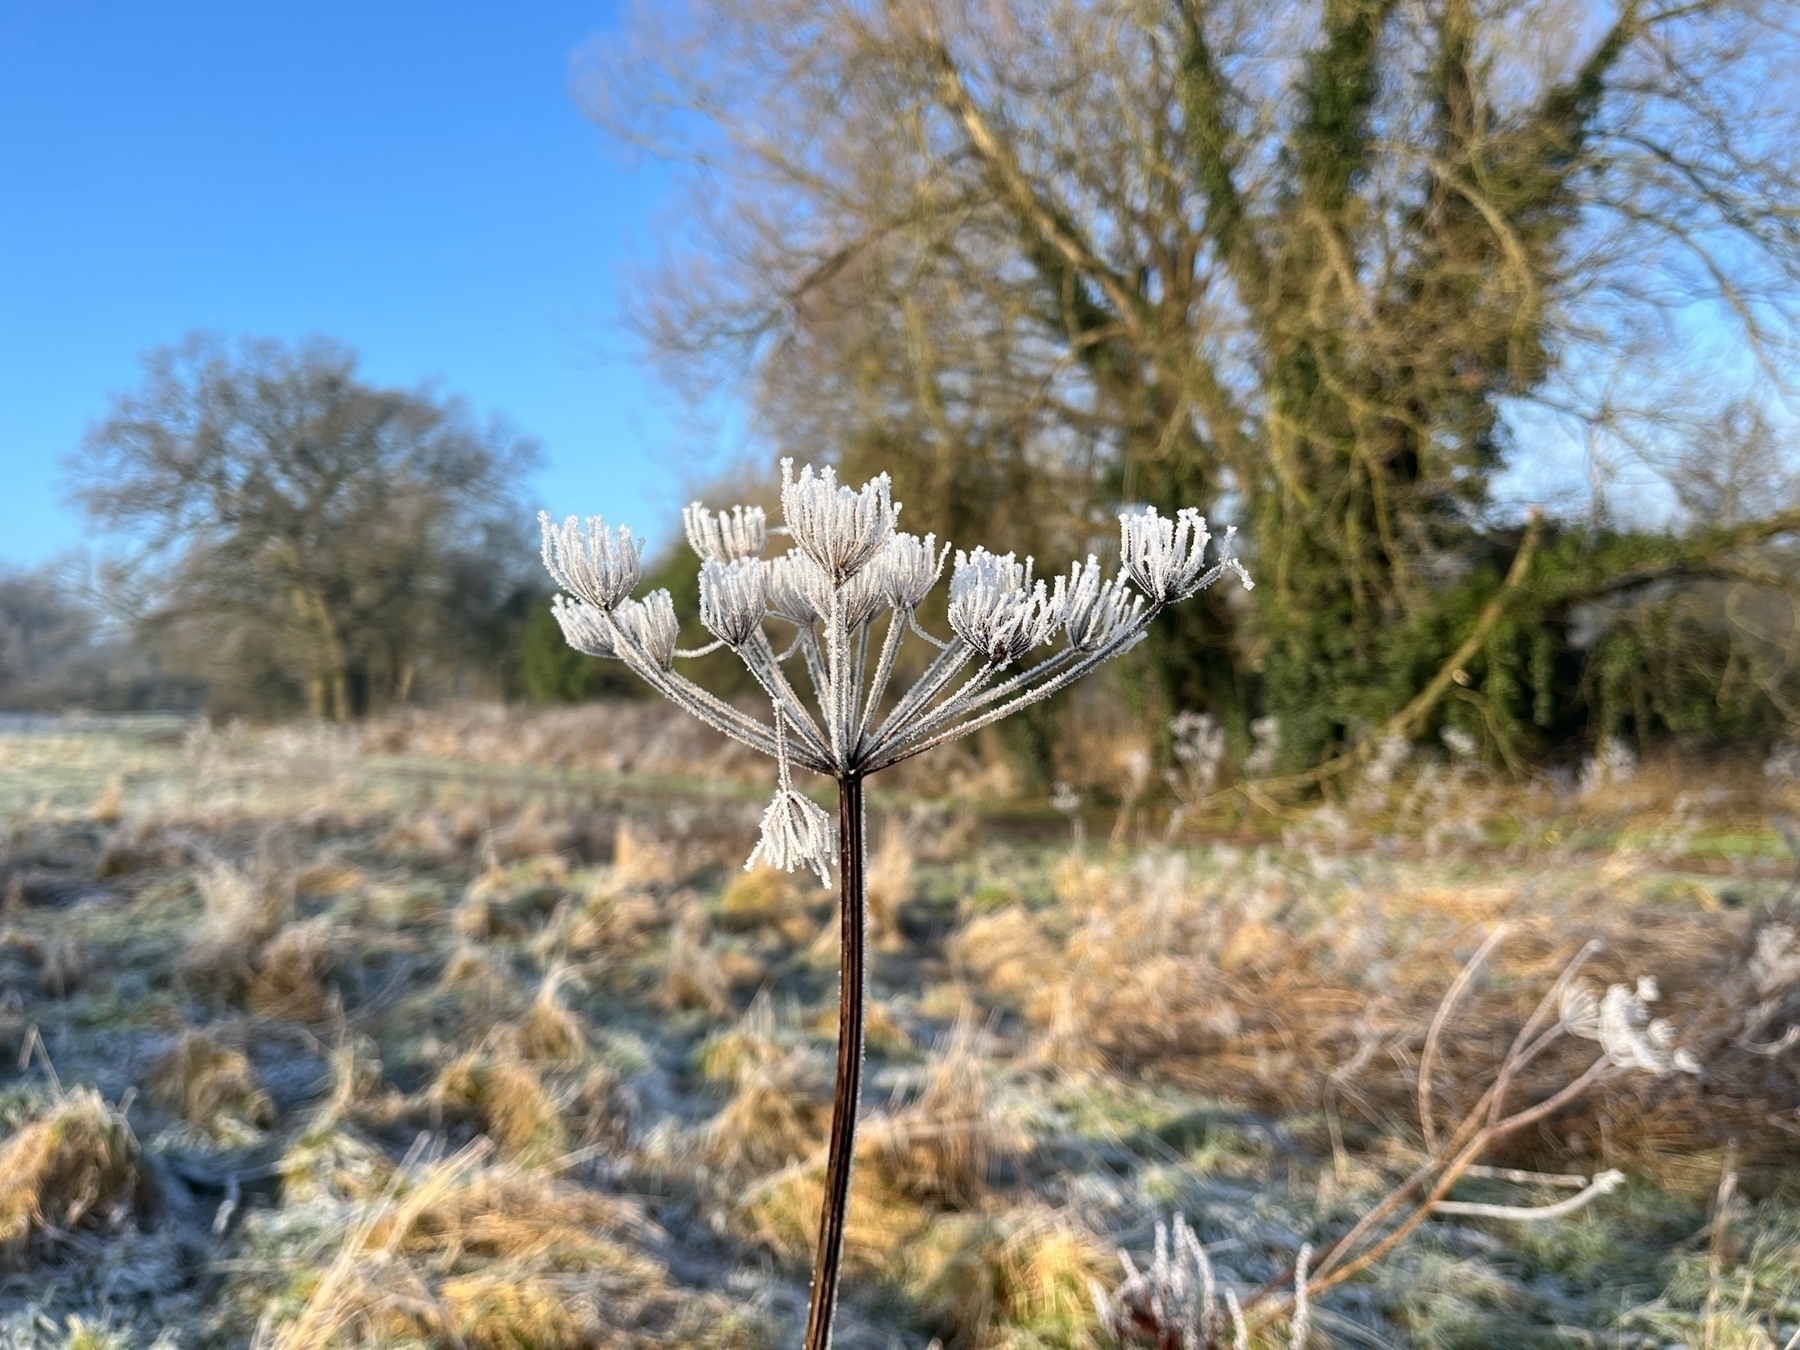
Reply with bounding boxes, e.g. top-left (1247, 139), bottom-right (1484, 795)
top-left (804, 773), bottom-right (867, 1350)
